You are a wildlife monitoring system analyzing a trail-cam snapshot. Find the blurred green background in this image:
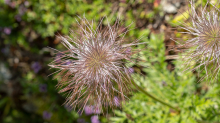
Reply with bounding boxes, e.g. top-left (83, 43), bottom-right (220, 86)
top-left (1, 0), bottom-right (220, 123)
